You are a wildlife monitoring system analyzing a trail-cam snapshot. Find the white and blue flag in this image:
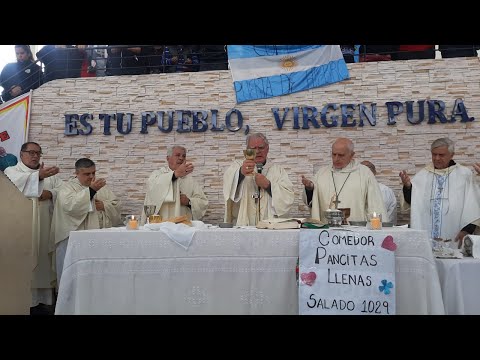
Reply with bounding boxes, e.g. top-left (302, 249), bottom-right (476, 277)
top-left (227, 45), bottom-right (350, 103)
